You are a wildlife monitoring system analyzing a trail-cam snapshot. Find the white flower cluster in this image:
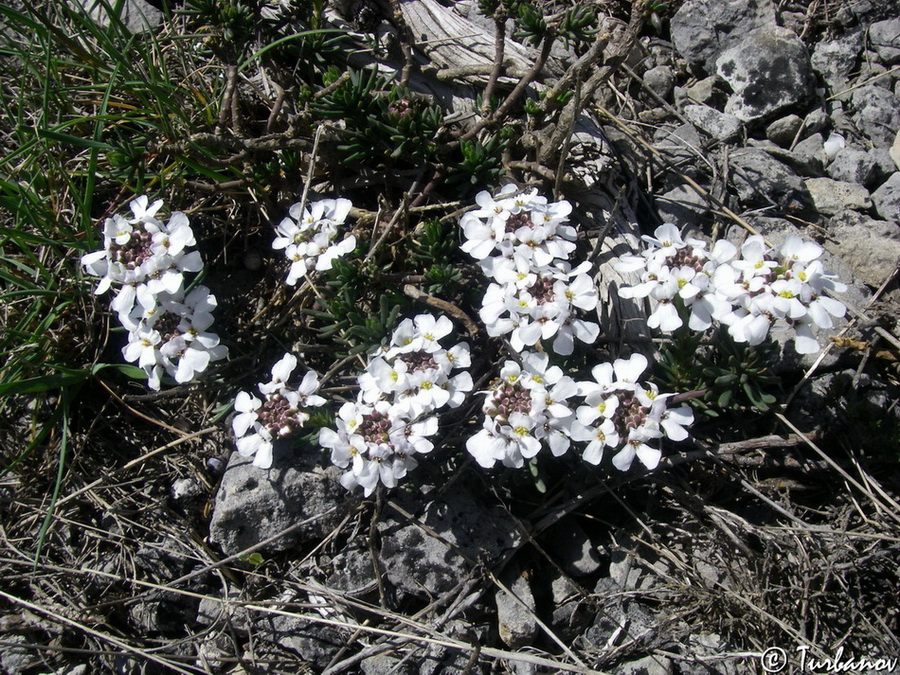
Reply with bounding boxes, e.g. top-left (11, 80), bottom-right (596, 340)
top-left (272, 198), bottom-right (357, 286)
top-left (570, 353), bottom-right (693, 471)
top-left (81, 196), bottom-right (227, 389)
top-left (457, 188), bottom-right (696, 474)
top-left (319, 314), bottom-right (474, 496)
top-left (466, 351), bottom-right (579, 468)
top-left (460, 185), bottom-right (600, 355)
top-left (232, 354), bottom-right (326, 469)
top-left (615, 224), bottom-right (847, 354)
top-left (465, 351), bottom-right (692, 472)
